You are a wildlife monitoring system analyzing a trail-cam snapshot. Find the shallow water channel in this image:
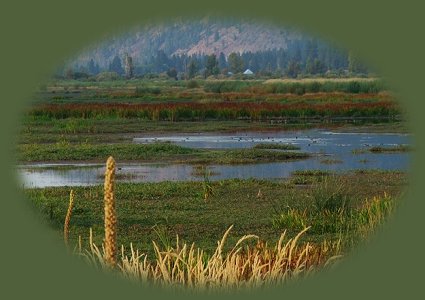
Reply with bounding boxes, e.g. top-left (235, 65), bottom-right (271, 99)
top-left (18, 129), bottom-right (411, 188)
